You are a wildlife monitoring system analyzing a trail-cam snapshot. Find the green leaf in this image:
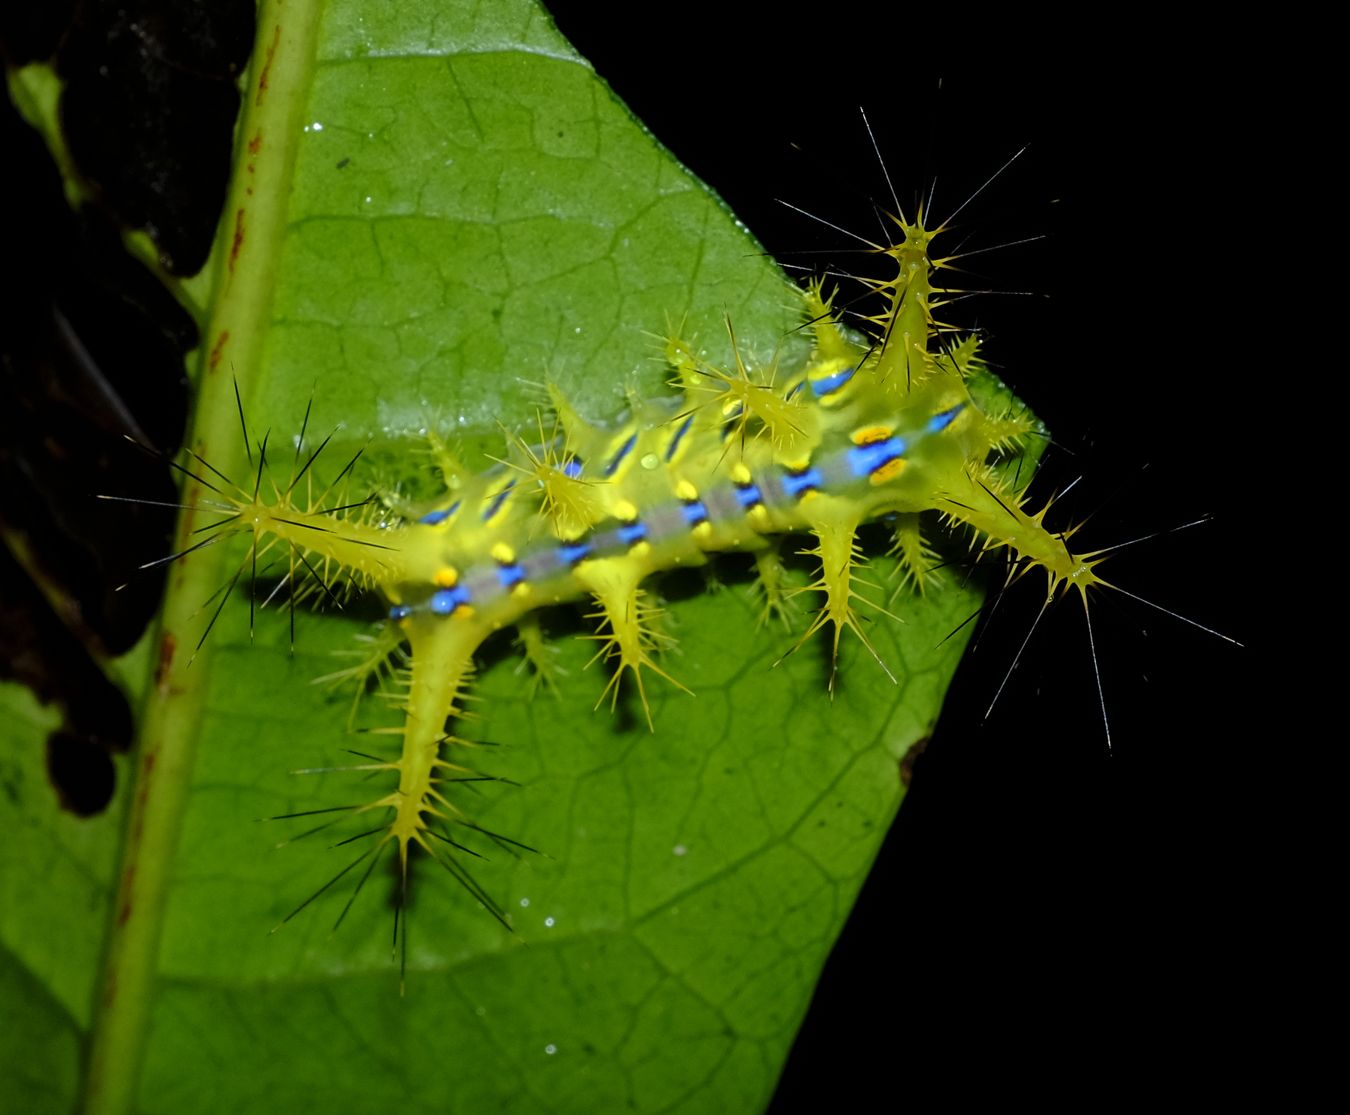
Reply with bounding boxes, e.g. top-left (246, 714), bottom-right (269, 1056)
top-left (4, 3), bottom-right (997, 1112)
